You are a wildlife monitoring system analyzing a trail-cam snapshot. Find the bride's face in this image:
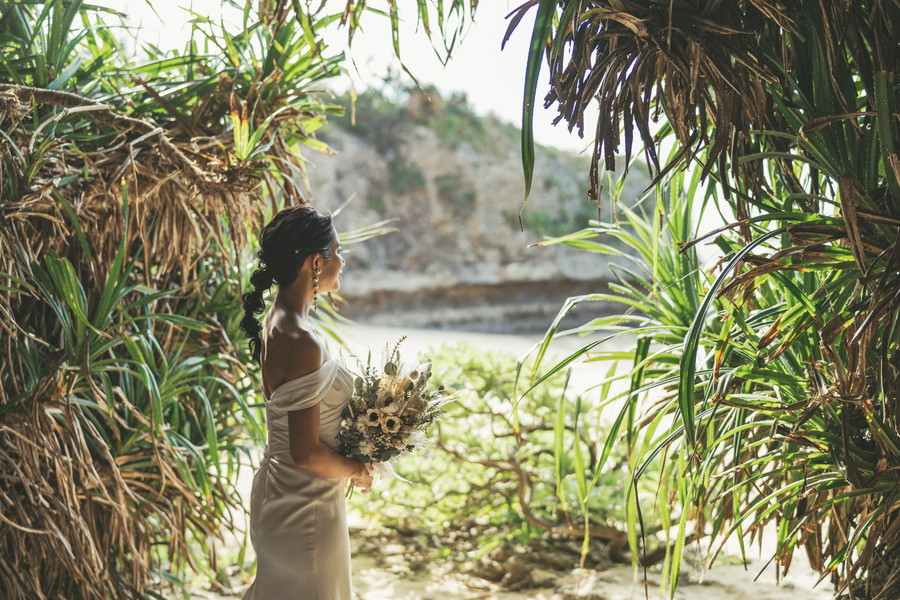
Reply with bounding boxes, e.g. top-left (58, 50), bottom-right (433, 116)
top-left (316, 229), bottom-right (344, 293)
